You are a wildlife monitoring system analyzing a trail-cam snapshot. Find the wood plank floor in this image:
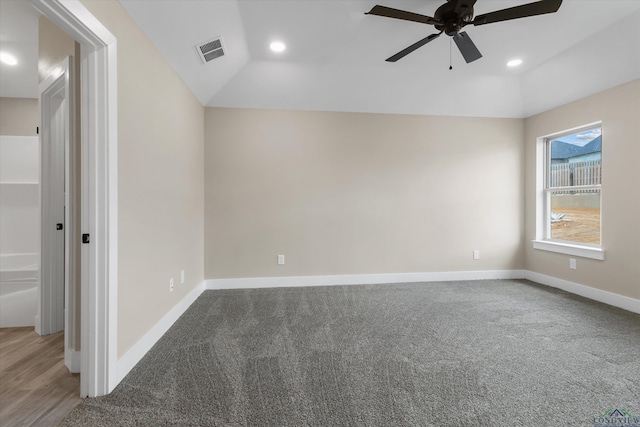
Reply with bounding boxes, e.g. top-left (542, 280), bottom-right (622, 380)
top-left (0, 327), bottom-right (81, 426)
